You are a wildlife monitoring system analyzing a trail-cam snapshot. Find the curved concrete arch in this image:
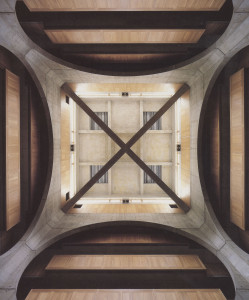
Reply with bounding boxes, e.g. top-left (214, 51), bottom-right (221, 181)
top-left (14, 0), bottom-right (234, 76)
top-left (0, 45), bottom-right (54, 253)
top-left (15, 220), bottom-right (236, 294)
